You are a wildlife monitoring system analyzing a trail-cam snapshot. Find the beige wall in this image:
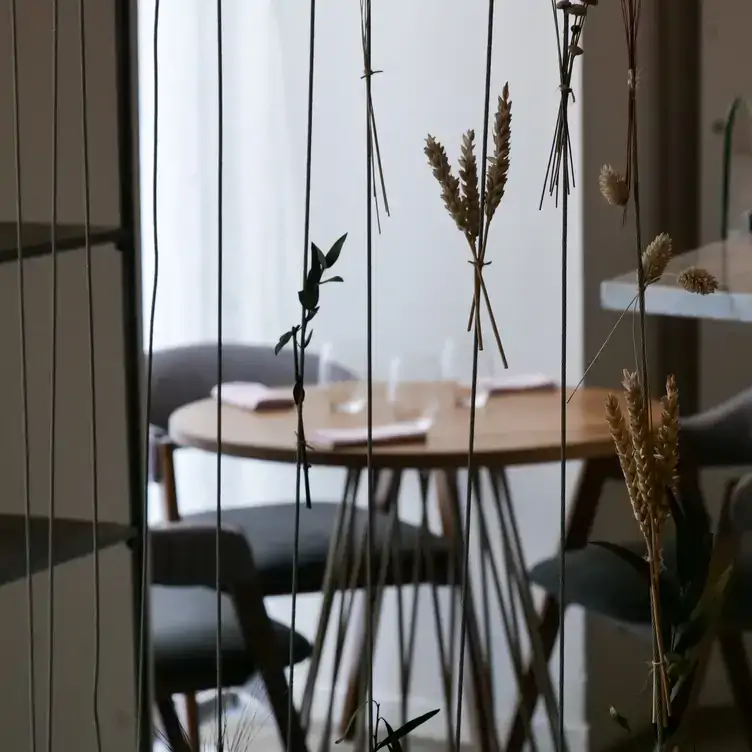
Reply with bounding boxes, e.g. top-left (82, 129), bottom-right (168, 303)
top-left (0, 0), bottom-right (138, 749)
